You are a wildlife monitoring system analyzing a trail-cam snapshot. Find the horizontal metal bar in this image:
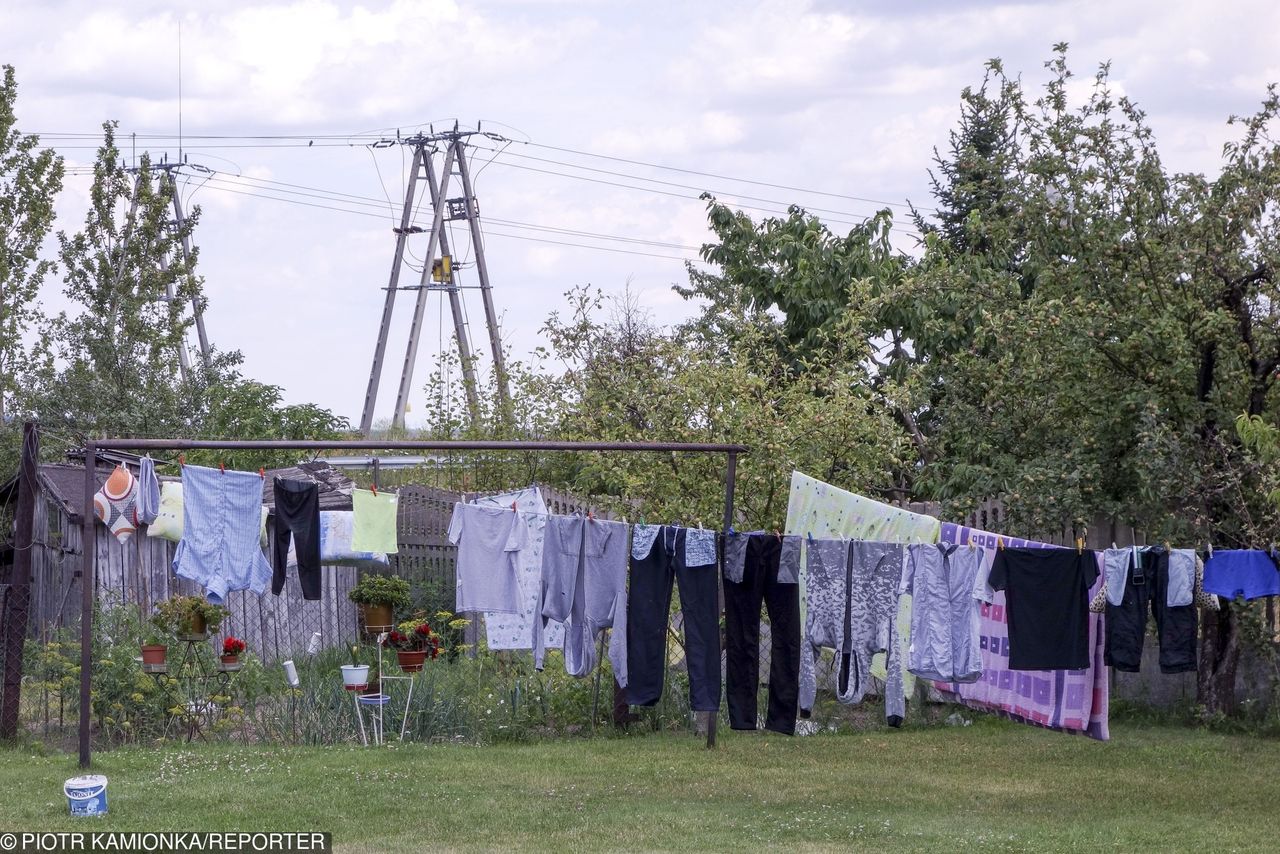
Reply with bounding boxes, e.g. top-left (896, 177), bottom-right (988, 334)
top-left (89, 438), bottom-right (749, 454)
